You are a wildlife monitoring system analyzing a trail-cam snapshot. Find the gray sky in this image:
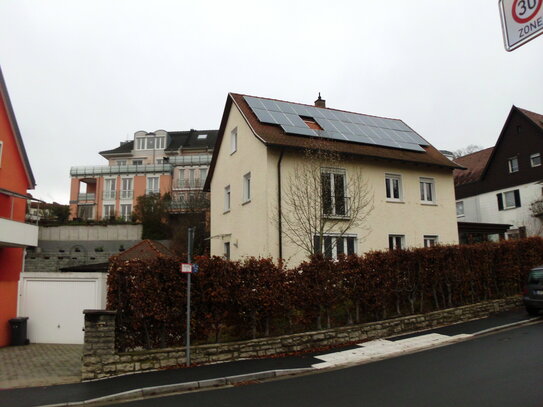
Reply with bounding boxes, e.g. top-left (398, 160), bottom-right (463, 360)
top-left (1, 0), bottom-right (542, 204)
